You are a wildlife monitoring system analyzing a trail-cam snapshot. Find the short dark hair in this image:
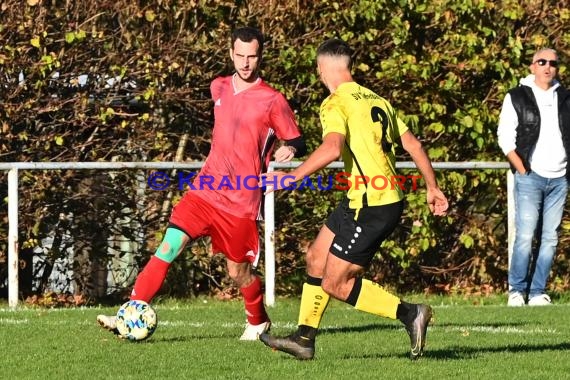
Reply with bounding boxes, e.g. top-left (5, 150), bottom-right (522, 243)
top-left (231, 27), bottom-right (264, 57)
top-left (317, 38), bottom-right (354, 69)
